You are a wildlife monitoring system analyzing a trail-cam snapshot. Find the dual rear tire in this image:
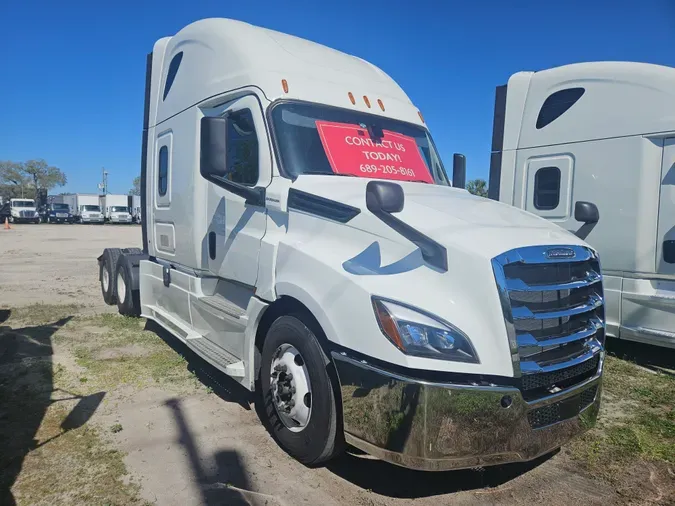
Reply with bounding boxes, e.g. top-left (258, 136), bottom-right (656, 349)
top-left (99, 248), bottom-right (142, 316)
